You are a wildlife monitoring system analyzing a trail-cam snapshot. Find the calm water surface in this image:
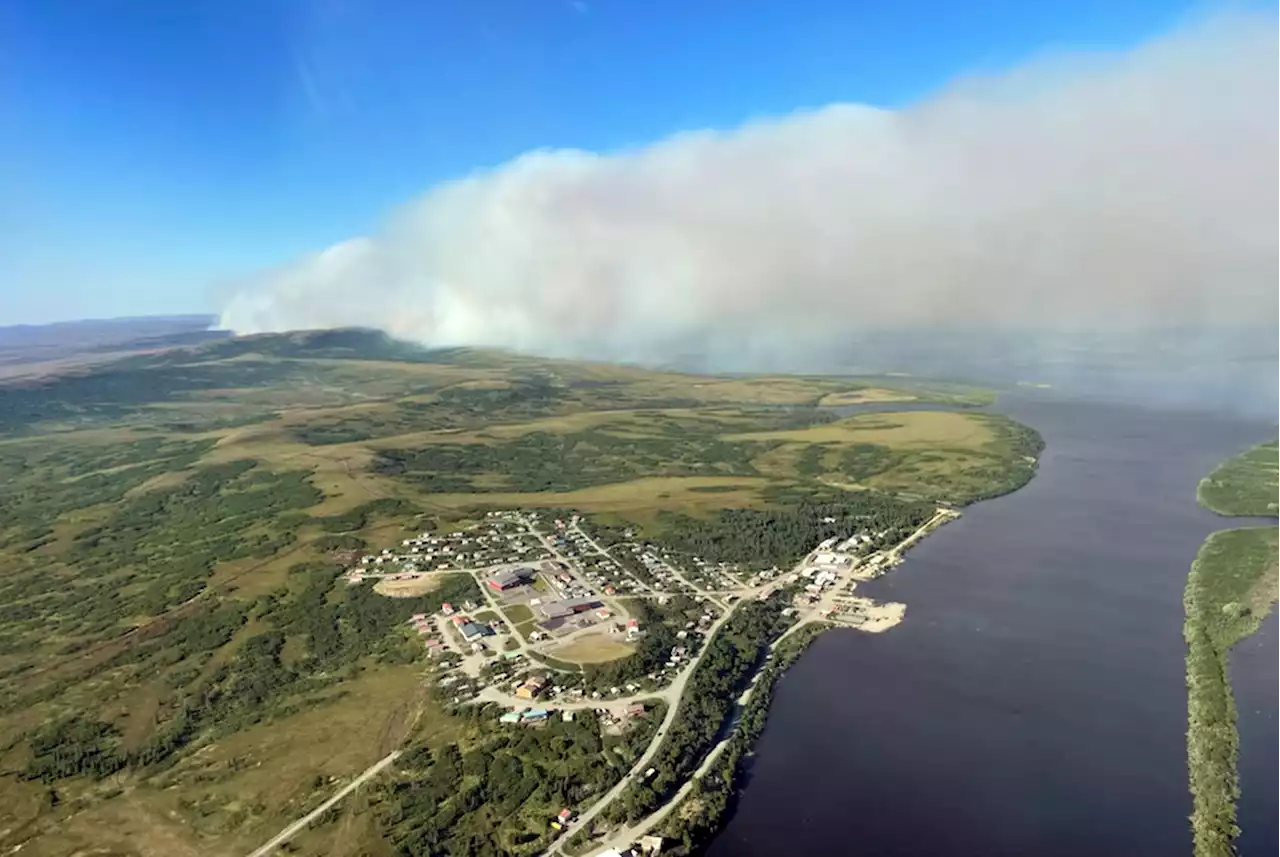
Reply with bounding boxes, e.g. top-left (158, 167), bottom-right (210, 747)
top-left (1233, 611), bottom-right (1277, 857)
top-left (707, 399), bottom-right (1277, 857)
